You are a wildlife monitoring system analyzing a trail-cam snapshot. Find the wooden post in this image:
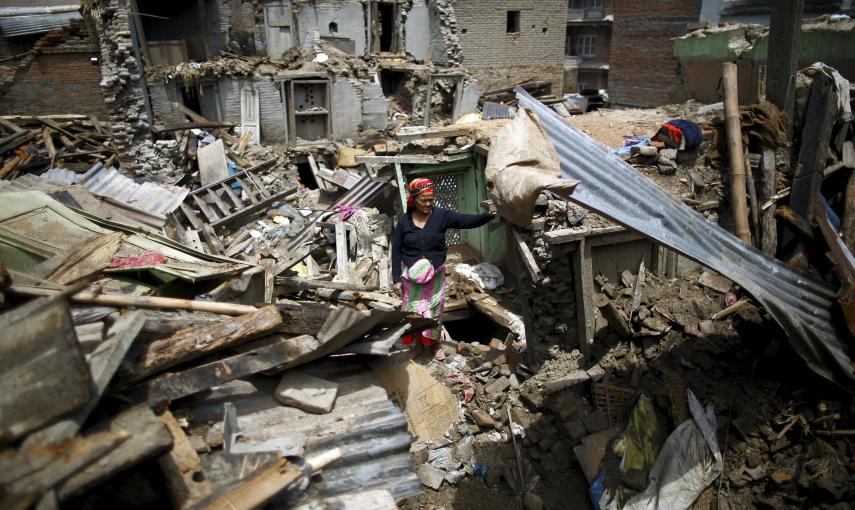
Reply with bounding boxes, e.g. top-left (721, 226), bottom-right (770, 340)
top-left (334, 221), bottom-right (349, 282)
top-left (394, 162), bottom-right (407, 210)
top-left (722, 62), bottom-right (752, 245)
top-left (843, 170), bottom-right (855, 254)
top-left (759, 146), bottom-right (778, 257)
top-left (571, 238), bottom-right (594, 359)
top-left (766, 0), bottom-right (804, 112)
